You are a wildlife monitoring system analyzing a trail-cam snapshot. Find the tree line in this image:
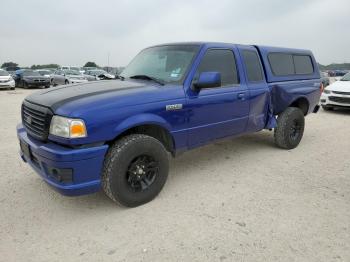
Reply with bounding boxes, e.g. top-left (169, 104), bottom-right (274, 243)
top-left (1, 61), bottom-right (99, 69)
